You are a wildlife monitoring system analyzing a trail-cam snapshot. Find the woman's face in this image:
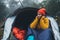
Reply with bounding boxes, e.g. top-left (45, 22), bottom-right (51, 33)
top-left (37, 13), bottom-right (42, 19)
top-left (37, 12), bottom-right (42, 16)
